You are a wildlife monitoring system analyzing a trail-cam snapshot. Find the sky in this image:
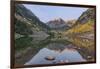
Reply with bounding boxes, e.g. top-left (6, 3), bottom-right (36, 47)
top-left (23, 4), bottom-right (88, 23)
